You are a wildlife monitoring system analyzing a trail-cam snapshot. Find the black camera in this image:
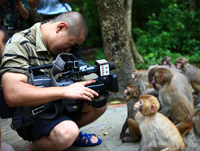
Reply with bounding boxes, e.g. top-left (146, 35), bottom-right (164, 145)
top-left (0, 53), bottom-right (119, 120)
